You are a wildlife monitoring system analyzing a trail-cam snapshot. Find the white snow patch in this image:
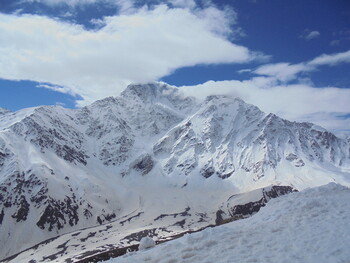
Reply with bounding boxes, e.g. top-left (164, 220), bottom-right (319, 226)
top-left (139, 237), bottom-right (156, 250)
